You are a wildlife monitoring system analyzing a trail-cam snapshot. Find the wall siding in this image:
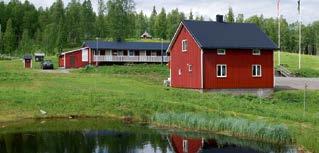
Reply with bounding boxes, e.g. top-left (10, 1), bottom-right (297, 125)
top-left (203, 49), bottom-right (274, 89)
top-left (170, 25), bottom-right (202, 89)
top-left (64, 50), bottom-right (89, 69)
